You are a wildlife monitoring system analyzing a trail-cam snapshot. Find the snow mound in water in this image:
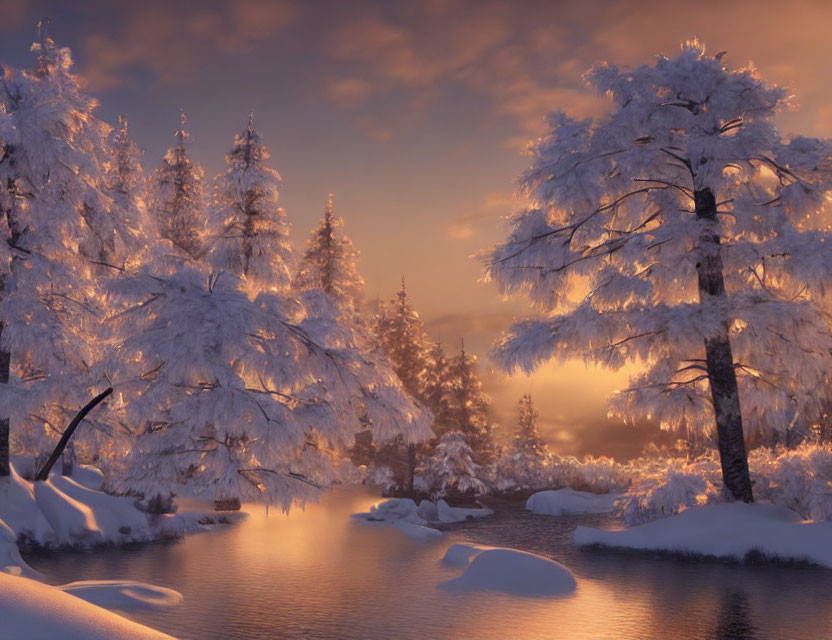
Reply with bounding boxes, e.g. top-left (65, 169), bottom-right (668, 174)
top-left (0, 519), bottom-right (41, 579)
top-left (352, 498), bottom-right (492, 525)
top-left (435, 499), bottom-right (492, 523)
top-left (0, 573), bottom-right (175, 639)
top-left (526, 488), bottom-right (618, 516)
top-left (394, 520), bottom-right (444, 542)
top-left (574, 502), bottom-right (832, 567)
top-left (439, 543), bottom-right (577, 597)
top-left (59, 580), bottom-right (183, 612)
